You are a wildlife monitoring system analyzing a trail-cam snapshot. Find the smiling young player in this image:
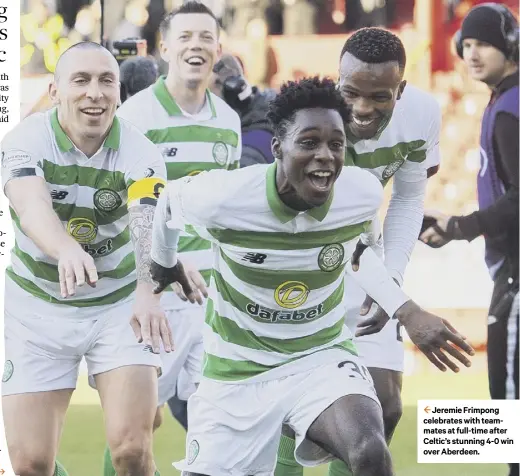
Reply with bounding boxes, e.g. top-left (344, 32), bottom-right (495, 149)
top-left (149, 77), bottom-right (473, 476)
top-left (275, 28), bottom-right (444, 476)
